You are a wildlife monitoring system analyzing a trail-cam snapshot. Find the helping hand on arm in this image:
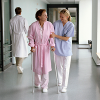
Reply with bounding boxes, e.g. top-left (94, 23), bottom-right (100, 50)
top-left (50, 32), bottom-right (69, 41)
